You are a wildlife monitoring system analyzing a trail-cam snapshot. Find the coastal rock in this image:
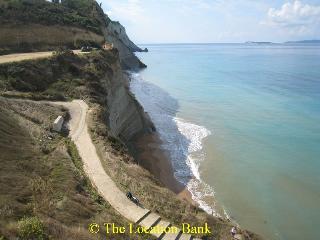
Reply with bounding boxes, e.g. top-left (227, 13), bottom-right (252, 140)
top-left (93, 2), bottom-right (146, 70)
top-left (106, 60), bottom-right (154, 142)
top-left (102, 20), bottom-right (146, 70)
top-left (106, 20), bottom-right (143, 52)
